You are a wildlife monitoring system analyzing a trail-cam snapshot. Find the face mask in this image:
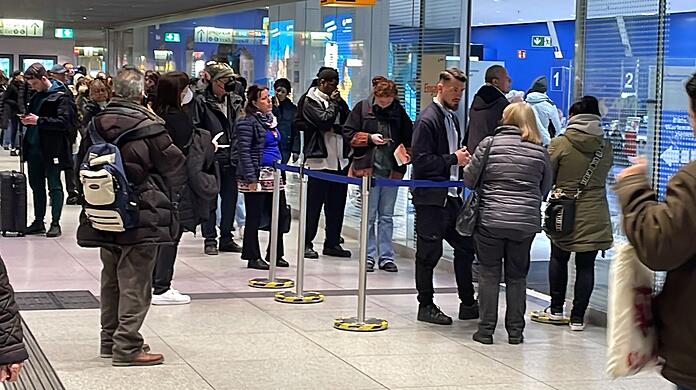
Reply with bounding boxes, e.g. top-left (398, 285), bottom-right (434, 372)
top-left (224, 79), bottom-right (238, 93)
top-left (78, 85), bottom-right (88, 94)
top-left (181, 88), bottom-right (194, 106)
